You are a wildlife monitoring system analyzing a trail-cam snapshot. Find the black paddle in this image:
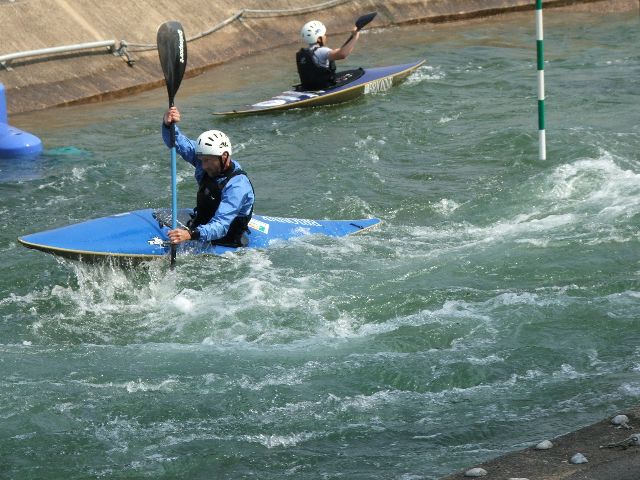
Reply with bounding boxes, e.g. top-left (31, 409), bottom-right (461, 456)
top-left (340, 12), bottom-right (377, 48)
top-left (157, 21), bottom-right (187, 268)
